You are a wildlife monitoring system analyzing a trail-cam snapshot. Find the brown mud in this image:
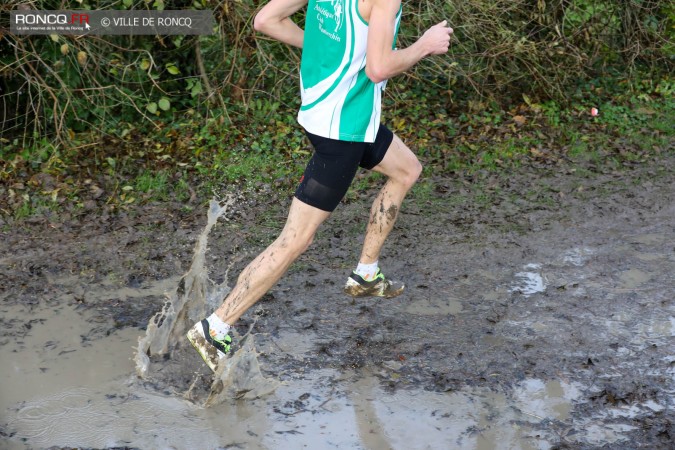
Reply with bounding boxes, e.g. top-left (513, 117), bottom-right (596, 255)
top-left (1, 153), bottom-right (674, 448)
